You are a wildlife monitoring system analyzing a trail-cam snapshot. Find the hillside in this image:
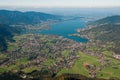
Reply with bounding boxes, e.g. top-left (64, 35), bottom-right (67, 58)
top-left (78, 15), bottom-right (120, 54)
top-left (0, 10), bottom-right (61, 25)
top-left (0, 24), bottom-right (21, 51)
top-left (0, 72), bottom-right (107, 80)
